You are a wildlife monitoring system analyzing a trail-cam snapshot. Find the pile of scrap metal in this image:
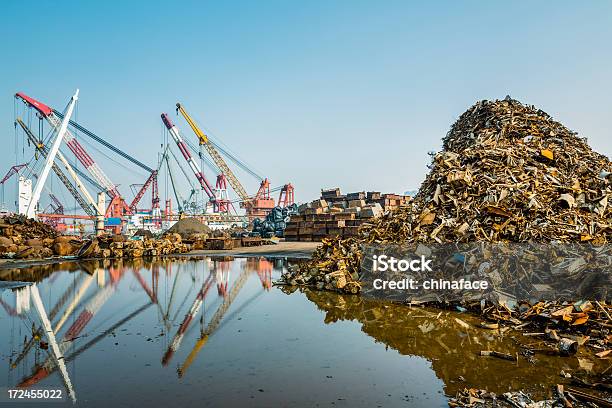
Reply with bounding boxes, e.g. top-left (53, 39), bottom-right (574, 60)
top-left (282, 236), bottom-right (362, 293)
top-left (0, 233), bottom-right (191, 260)
top-left (0, 214), bottom-right (69, 259)
top-left (251, 204), bottom-right (298, 238)
top-left (279, 98), bottom-right (612, 361)
top-left (449, 385), bottom-right (612, 408)
top-left (76, 233), bottom-right (190, 258)
top-left (280, 97), bottom-right (611, 292)
top-left (278, 98), bottom-right (612, 379)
